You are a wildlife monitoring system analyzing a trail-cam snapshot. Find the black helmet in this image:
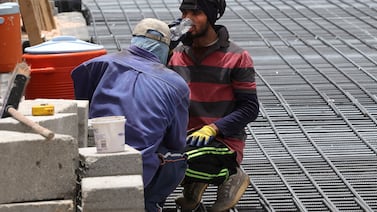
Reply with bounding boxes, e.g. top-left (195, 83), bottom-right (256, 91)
top-left (180, 0), bottom-right (227, 25)
top-left (212, 0), bottom-right (226, 19)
